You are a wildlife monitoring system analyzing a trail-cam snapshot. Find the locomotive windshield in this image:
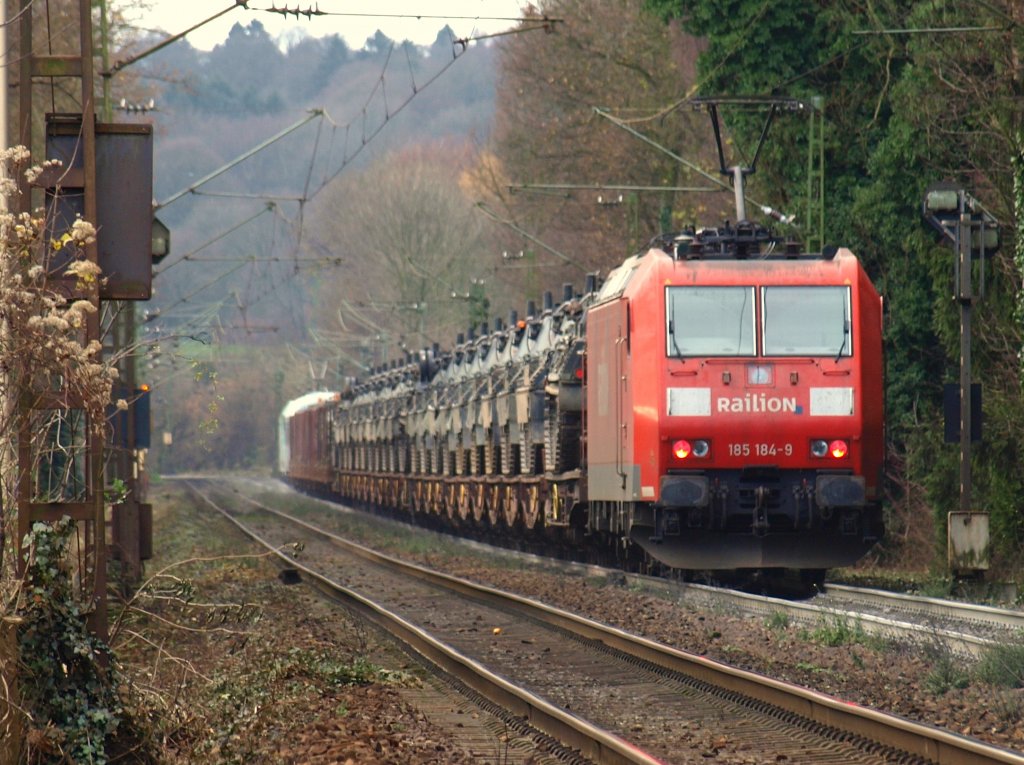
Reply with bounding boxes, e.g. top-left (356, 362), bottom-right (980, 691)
top-left (762, 286), bottom-right (851, 357)
top-left (665, 286), bottom-right (755, 356)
